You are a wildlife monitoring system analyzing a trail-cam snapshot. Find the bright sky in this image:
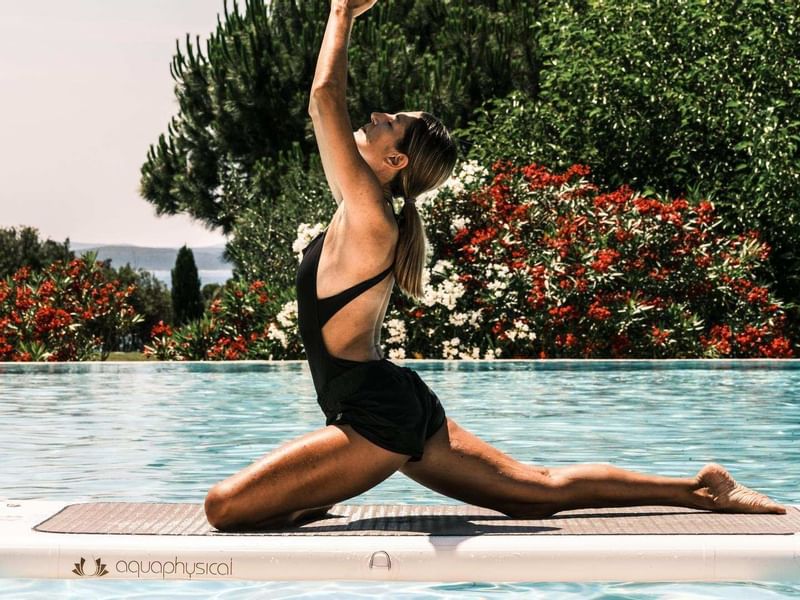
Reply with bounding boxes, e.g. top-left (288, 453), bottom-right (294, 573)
top-left (1, 0), bottom-right (232, 247)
